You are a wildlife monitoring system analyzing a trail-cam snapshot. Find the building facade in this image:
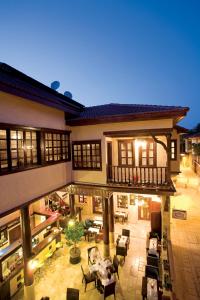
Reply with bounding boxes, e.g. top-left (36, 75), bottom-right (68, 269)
top-left (0, 63), bottom-right (189, 299)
